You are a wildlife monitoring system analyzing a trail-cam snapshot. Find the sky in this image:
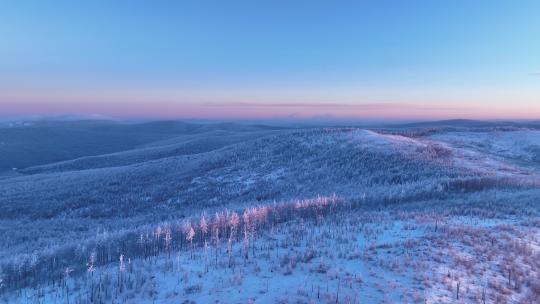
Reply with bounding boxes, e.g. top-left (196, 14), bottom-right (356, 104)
top-left (1, 0), bottom-right (539, 121)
